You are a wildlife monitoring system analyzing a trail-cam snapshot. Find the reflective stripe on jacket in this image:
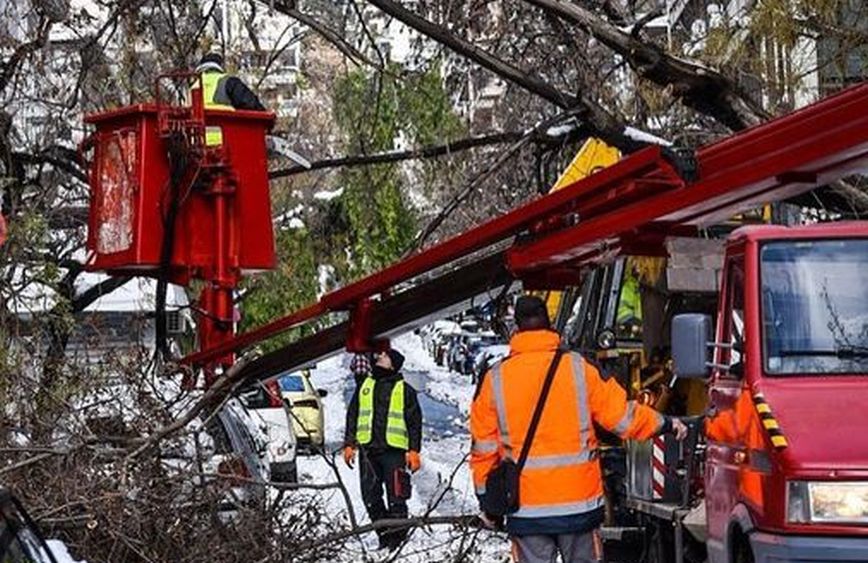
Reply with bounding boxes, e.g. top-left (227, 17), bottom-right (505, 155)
top-left (470, 329), bottom-right (664, 519)
top-left (357, 377), bottom-right (409, 450)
